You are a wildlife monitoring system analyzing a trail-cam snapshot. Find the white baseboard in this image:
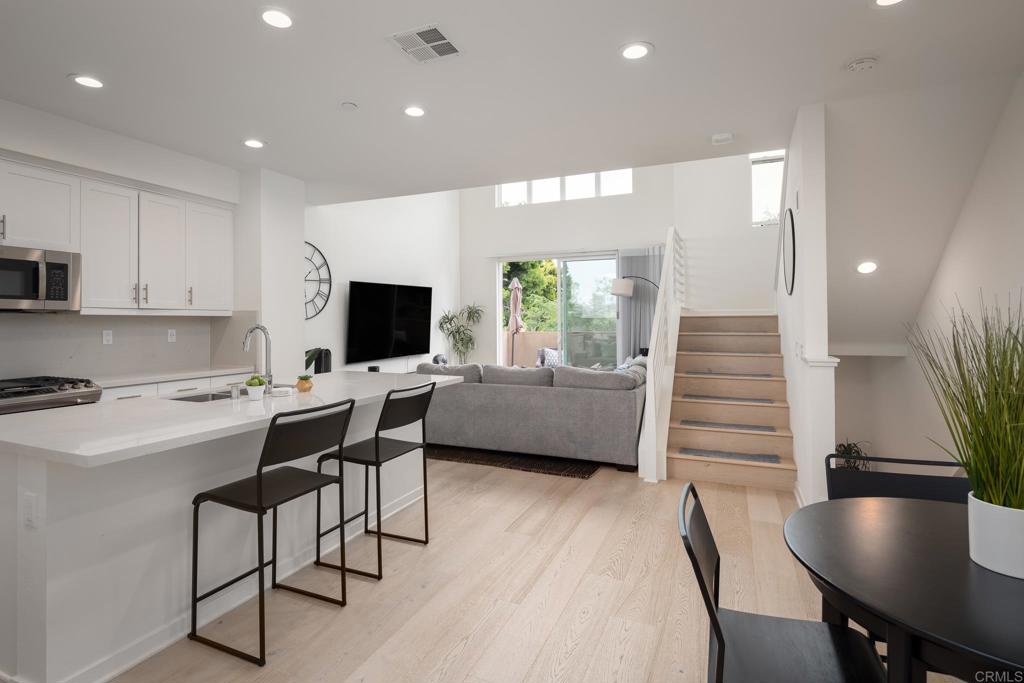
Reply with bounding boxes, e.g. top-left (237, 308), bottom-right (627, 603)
top-left (793, 484), bottom-right (806, 509)
top-left (0, 668), bottom-right (30, 683)
top-left (58, 486), bottom-right (425, 683)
